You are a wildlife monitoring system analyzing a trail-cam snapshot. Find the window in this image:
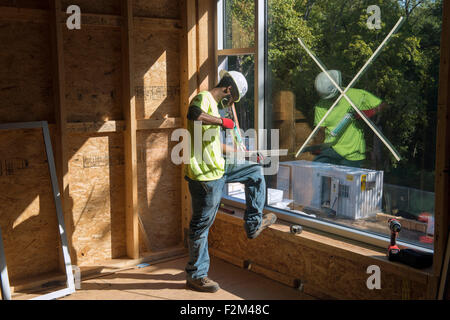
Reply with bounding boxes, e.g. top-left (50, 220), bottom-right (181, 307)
top-left (223, 0), bottom-right (255, 49)
top-left (217, 0), bottom-right (260, 156)
top-left (217, 0), bottom-right (442, 251)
